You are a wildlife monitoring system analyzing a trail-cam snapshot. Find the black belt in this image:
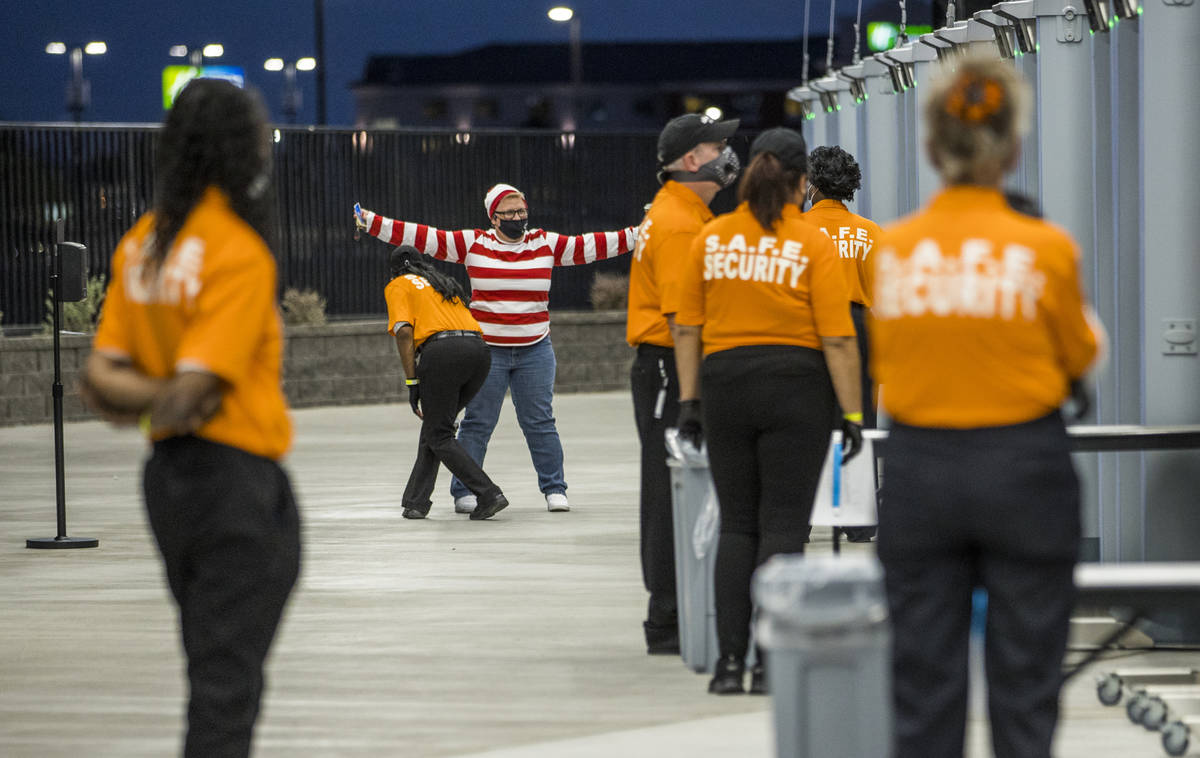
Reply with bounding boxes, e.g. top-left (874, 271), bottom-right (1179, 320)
top-left (419, 330), bottom-right (482, 352)
top-left (636, 343), bottom-right (674, 357)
